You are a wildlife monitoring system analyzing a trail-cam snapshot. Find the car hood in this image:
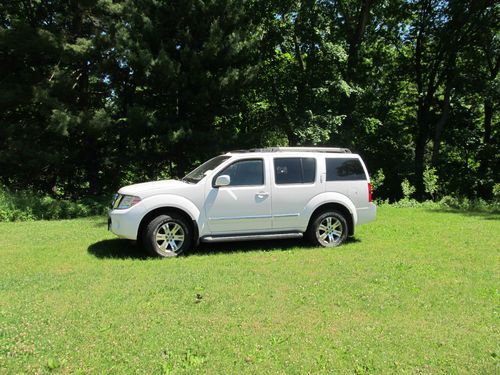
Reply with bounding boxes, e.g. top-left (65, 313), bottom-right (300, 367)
top-left (118, 180), bottom-right (187, 197)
